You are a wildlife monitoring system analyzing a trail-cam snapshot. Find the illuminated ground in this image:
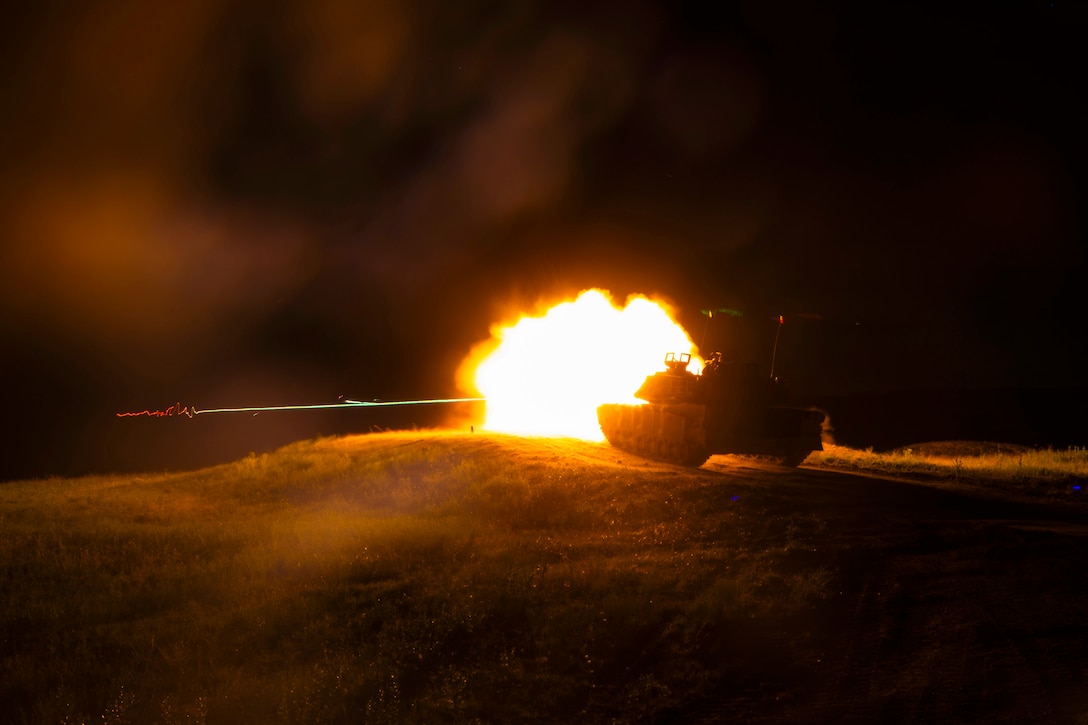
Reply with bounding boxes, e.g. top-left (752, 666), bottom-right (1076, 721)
top-left (4, 431), bottom-right (1087, 722)
top-left (496, 434), bottom-right (1088, 720)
